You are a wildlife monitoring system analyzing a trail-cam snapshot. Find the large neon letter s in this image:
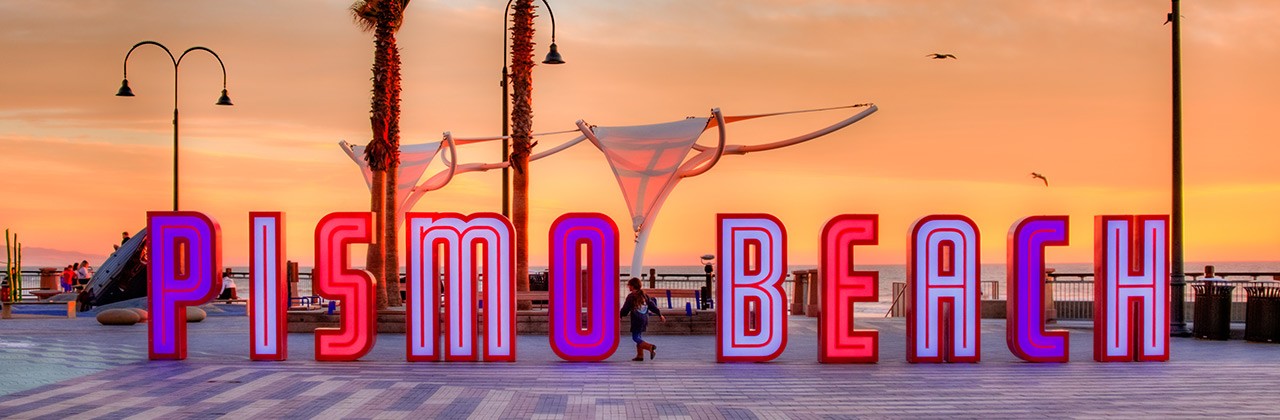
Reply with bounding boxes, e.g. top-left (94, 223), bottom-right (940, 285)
top-left (717, 214), bottom-right (788, 363)
top-left (1006, 216), bottom-right (1069, 363)
top-left (907, 215), bottom-right (980, 363)
top-left (819, 215), bottom-right (879, 363)
top-left (249, 212), bottom-right (288, 361)
top-left (549, 213), bottom-right (620, 362)
top-left (1094, 215), bottom-right (1169, 362)
top-left (148, 212), bottom-right (222, 360)
top-left (406, 213), bottom-right (515, 362)
top-left (313, 212), bottom-right (376, 362)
